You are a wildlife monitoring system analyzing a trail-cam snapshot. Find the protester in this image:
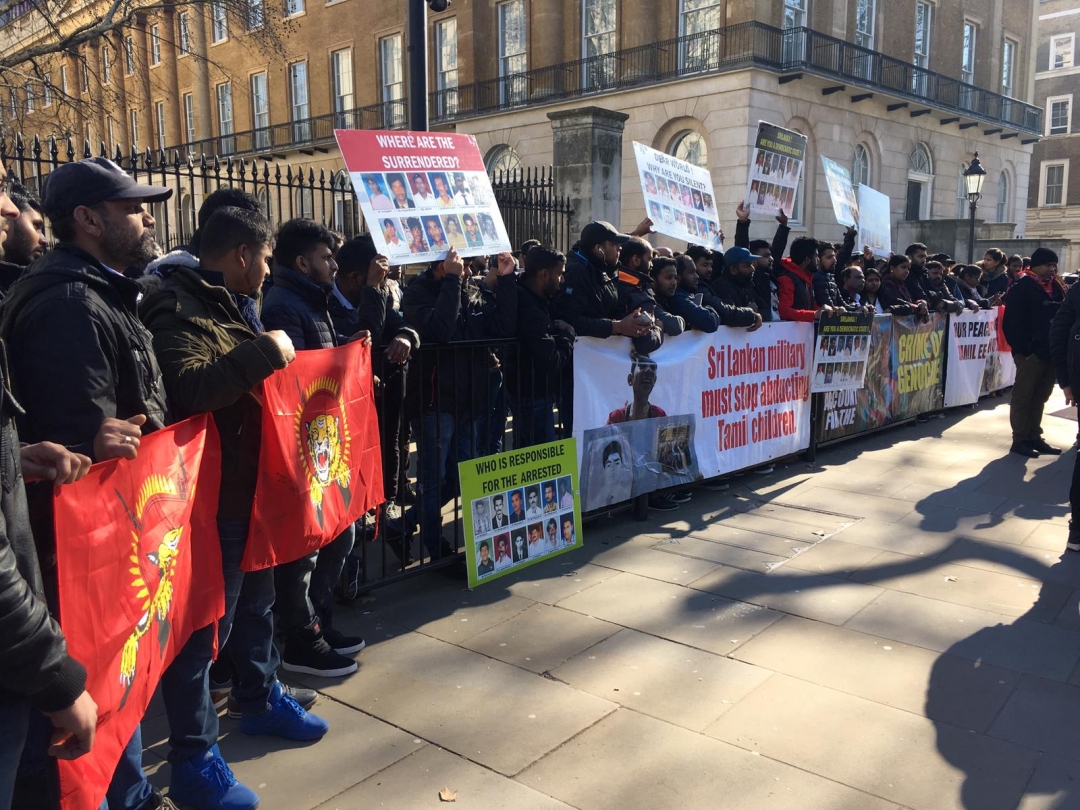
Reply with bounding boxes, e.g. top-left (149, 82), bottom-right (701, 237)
top-left (921, 260), bottom-right (969, 314)
top-left (0, 183), bottom-right (46, 295)
top-left (400, 247), bottom-right (516, 561)
top-left (648, 258), bottom-right (684, 334)
top-left (777, 236), bottom-right (830, 322)
top-left (712, 246), bottom-right (765, 314)
top-left (142, 206), bottom-right (331, 809)
top-left (615, 237), bottom-right (682, 337)
top-left (812, 241), bottom-right (848, 309)
top-left (951, 264), bottom-right (996, 309)
top-left (1003, 247), bottom-right (1065, 457)
top-left (904, 243), bottom-right (930, 302)
top-left (733, 202), bottom-right (787, 322)
top-left (0, 157), bottom-right (185, 809)
top-left (982, 248), bottom-right (1010, 297)
top-left (838, 266), bottom-right (869, 310)
top-left (879, 255), bottom-right (930, 321)
top-left (1049, 279), bottom-right (1080, 549)
top-left (1006, 253), bottom-right (1024, 287)
top-left (330, 235), bottom-right (419, 523)
top-left (512, 246), bottom-right (574, 446)
top-left (262, 219), bottom-right (368, 678)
